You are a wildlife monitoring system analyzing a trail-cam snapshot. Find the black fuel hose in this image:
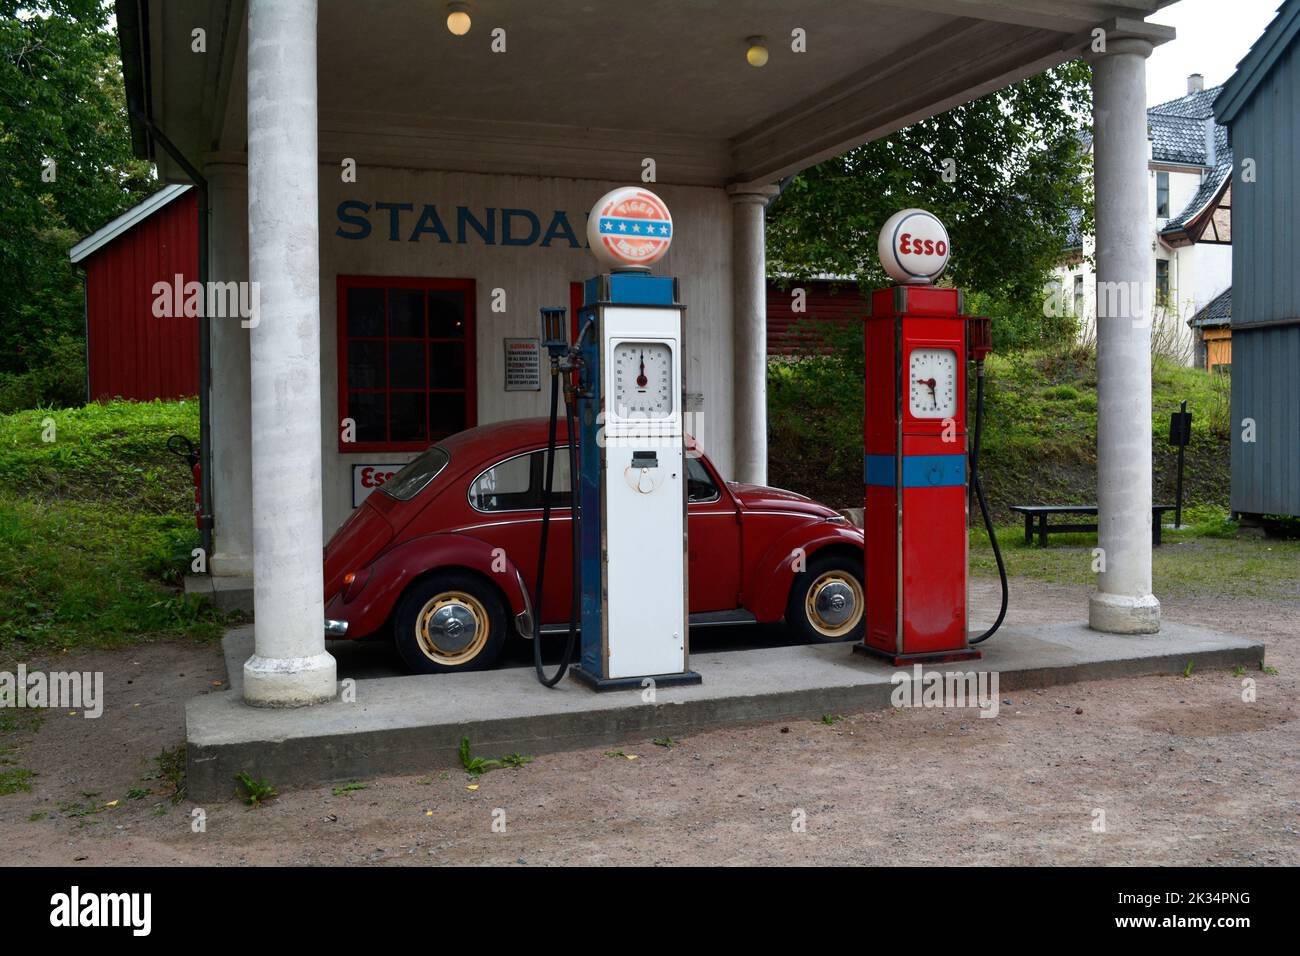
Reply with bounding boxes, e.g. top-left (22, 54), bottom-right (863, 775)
top-left (533, 370), bottom-right (580, 686)
top-left (969, 365), bottom-right (1008, 644)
